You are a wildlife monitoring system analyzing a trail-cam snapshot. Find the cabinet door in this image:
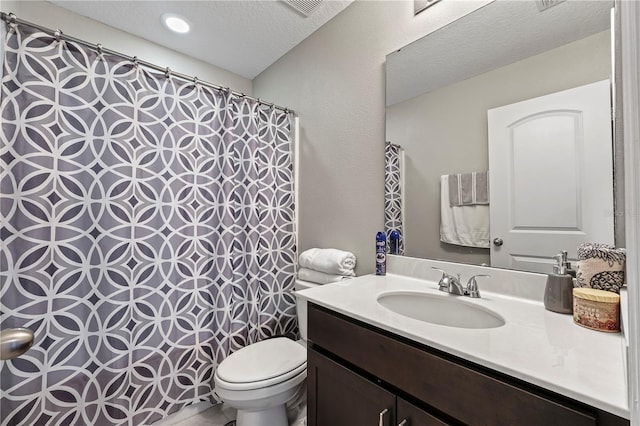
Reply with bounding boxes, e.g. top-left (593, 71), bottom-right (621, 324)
top-left (397, 398), bottom-right (450, 426)
top-left (308, 347), bottom-right (395, 426)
